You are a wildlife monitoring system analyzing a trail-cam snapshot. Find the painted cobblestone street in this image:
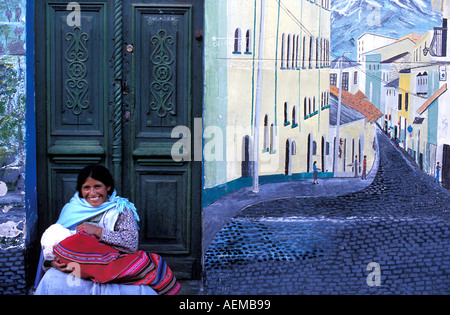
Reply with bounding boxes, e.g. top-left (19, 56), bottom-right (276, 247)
top-left (203, 130), bottom-right (450, 295)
